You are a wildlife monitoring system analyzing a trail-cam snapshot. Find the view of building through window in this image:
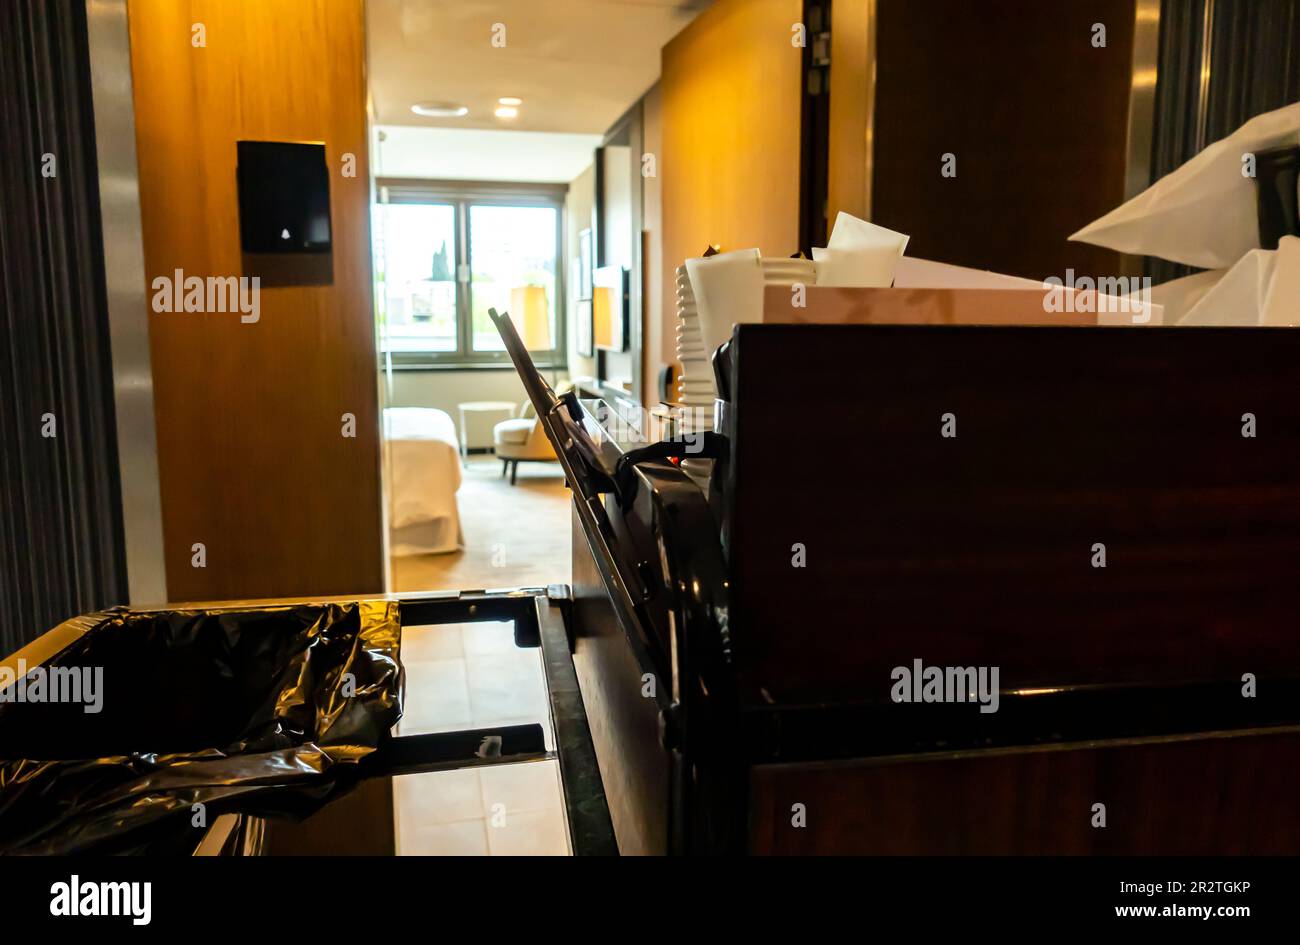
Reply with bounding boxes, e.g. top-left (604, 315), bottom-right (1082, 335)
top-left (469, 204), bottom-right (557, 351)
top-left (375, 198), bottom-right (559, 361)
top-left (375, 202), bottom-right (457, 352)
